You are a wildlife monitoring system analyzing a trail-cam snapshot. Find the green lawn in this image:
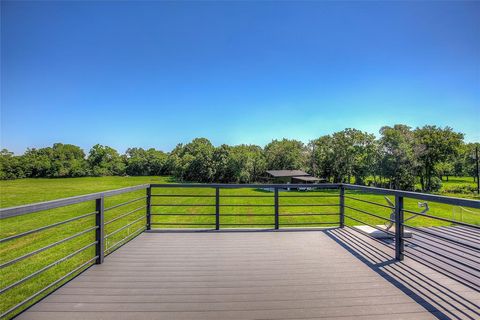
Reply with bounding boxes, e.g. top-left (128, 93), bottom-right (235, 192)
top-left (0, 176), bottom-right (479, 319)
top-left (439, 176), bottom-right (479, 198)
